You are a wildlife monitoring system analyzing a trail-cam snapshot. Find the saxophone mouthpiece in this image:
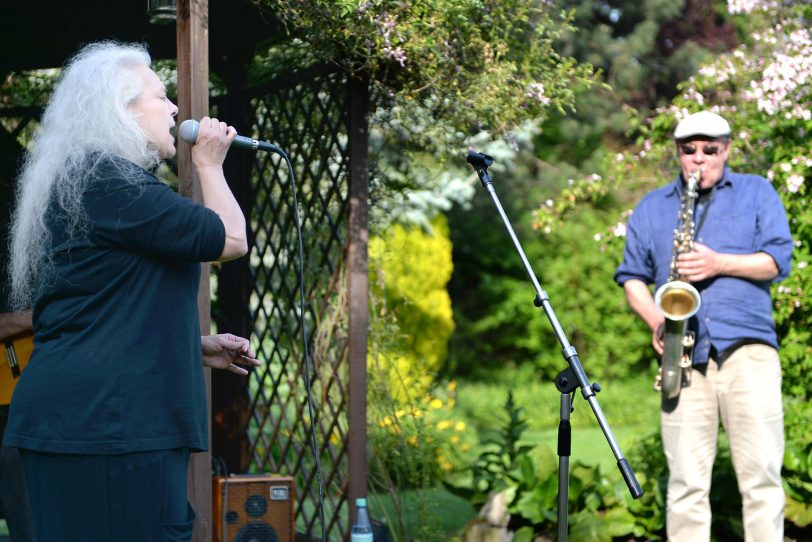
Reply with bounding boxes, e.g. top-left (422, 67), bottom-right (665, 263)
top-left (686, 169), bottom-right (702, 194)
